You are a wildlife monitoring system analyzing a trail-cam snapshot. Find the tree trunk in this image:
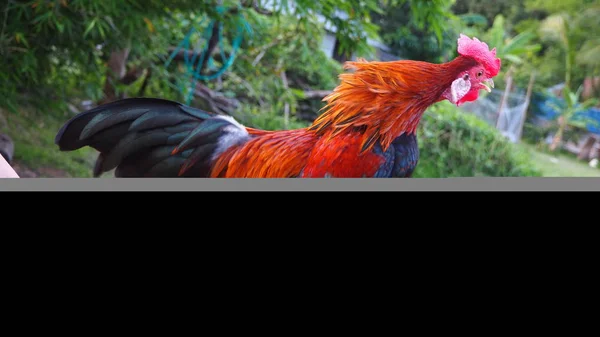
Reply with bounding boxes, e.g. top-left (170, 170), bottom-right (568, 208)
top-left (280, 71), bottom-right (290, 129)
top-left (333, 38), bottom-right (350, 64)
top-left (98, 46), bottom-right (150, 105)
top-left (301, 90), bottom-right (333, 99)
top-left (496, 66), bottom-right (514, 129)
top-left (137, 68), bottom-right (152, 97)
top-left (591, 67), bottom-right (600, 101)
top-left (192, 82), bottom-right (240, 115)
top-left (99, 48), bottom-right (131, 105)
top-left (577, 135), bottom-right (598, 160)
top-left (550, 116), bottom-right (566, 151)
top-left (516, 72), bottom-right (536, 141)
top-left (565, 46), bottom-right (573, 91)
